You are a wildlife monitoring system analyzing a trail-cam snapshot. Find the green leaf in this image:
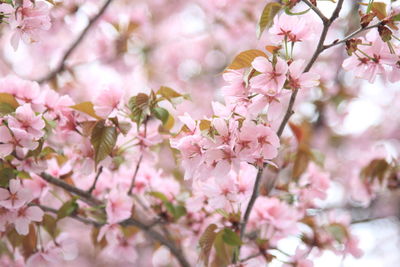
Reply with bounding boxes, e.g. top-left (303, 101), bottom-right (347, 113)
top-left (173, 205), bottom-right (186, 220)
top-left (148, 191), bottom-right (170, 202)
top-left (226, 49), bottom-right (267, 70)
top-left (256, 2), bottom-right (282, 38)
top-left (42, 214), bottom-right (58, 238)
top-left (222, 228), bottom-right (242, 246)
top-left (0, 168), bottom-right (16, 187)
top-left (198, 224), bottom-right (218, 267)
top-left (70, 102), bottom-right (102, 120)
top-left (153, 107), bottom-right (169, 124)
top-left (57, 199), bottom-right (78, 219)
top-left (0, 93), bottom-right (19, 108)
top-left (90, 120), bottom-right (118, 167)
top-left (157, 86), bottom-right (182, 100)
top-left (213, 230), bottom-right (233, 266)
top-left (284, 7), bottom-right (311, 16)
top-left (326, 223), bottom-right (348, 243)
top-left (0, 103), bottom-right (15, 116)
top-left (392, 13), bottom-right (400, 21)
